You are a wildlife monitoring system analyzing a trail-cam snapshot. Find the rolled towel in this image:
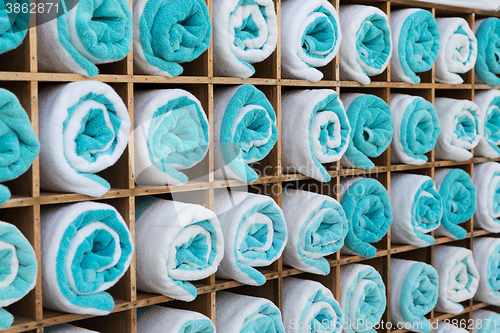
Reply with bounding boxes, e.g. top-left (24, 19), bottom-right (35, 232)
top-left (340, 264), bottom-right (386, 333)
top-left (476, 18), bottom-right (500, 86)
top-left (390, 94), bottom-right (440, 165)
top-left (0, 88), bottom-right (40, 206)
top-left (340, 93), bottom-right (393, 170)
top-left (212, 0), bottom-right (278, 78)
top-left (473, 237), bottom-right (500, 306)
top-left (0, 221), bottom-right (37, 330)
top-left (37, 0), bottom-right (132, 77)
top-left (137, 305), bottom-right (215, 333)
top-left (214, 84), bottom-right (278, 183)
top-left (434, 98), bottom-right (481, 161)
top-left (415, 0), bottom-right (500, 11)
top-left (281, 189), bottom-right (348, 275)
top-left (135, 197), bottom-right (223, 301)
top-left (281, 0), bottom-right (342, 82)
top-left (38, 81), bottom-right (130, 197)
top-left (435, 18), bottom-right (477, 84)
top-left (390, 9), bottom-right (440, 84)
top-left (390, 173), bottom-right (442, 247)
top-left (434, 322), bottom-right (468, 333)
top-left (214, 191), bottom-right (287, 286)
top-left (473, 162), bottom-right (500, 232)
top-left (339, 5), bottom-right (392, 85)
top-left (134, 89), bottom-right (209, 186)
top-left (282, 89), bottom-right (350, 182)
top-left (390, 259), bottom-right (438, 333)
top-left (133, 0), bottom-right (211, 77)
top-left (434, 245), bottom-right (479, 314)
top-left (45, 324), bottom-right (99, 333)
top-left (339, 177), bottom-right (392, 258)
top-left (41, 202), bottom-right (134, 315)
top-left (283, 277), bottom-right (343, 333)
top-left (0, 0), bottom-right (29, 55)
top-left (434, 168), bottom-right (475, 240)
top-left (473, 310), bottom-right (500, 333)
top-left (475, 90), bottom-right (500, 158)
top-left (216, 292), bottom-right (285, 333)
